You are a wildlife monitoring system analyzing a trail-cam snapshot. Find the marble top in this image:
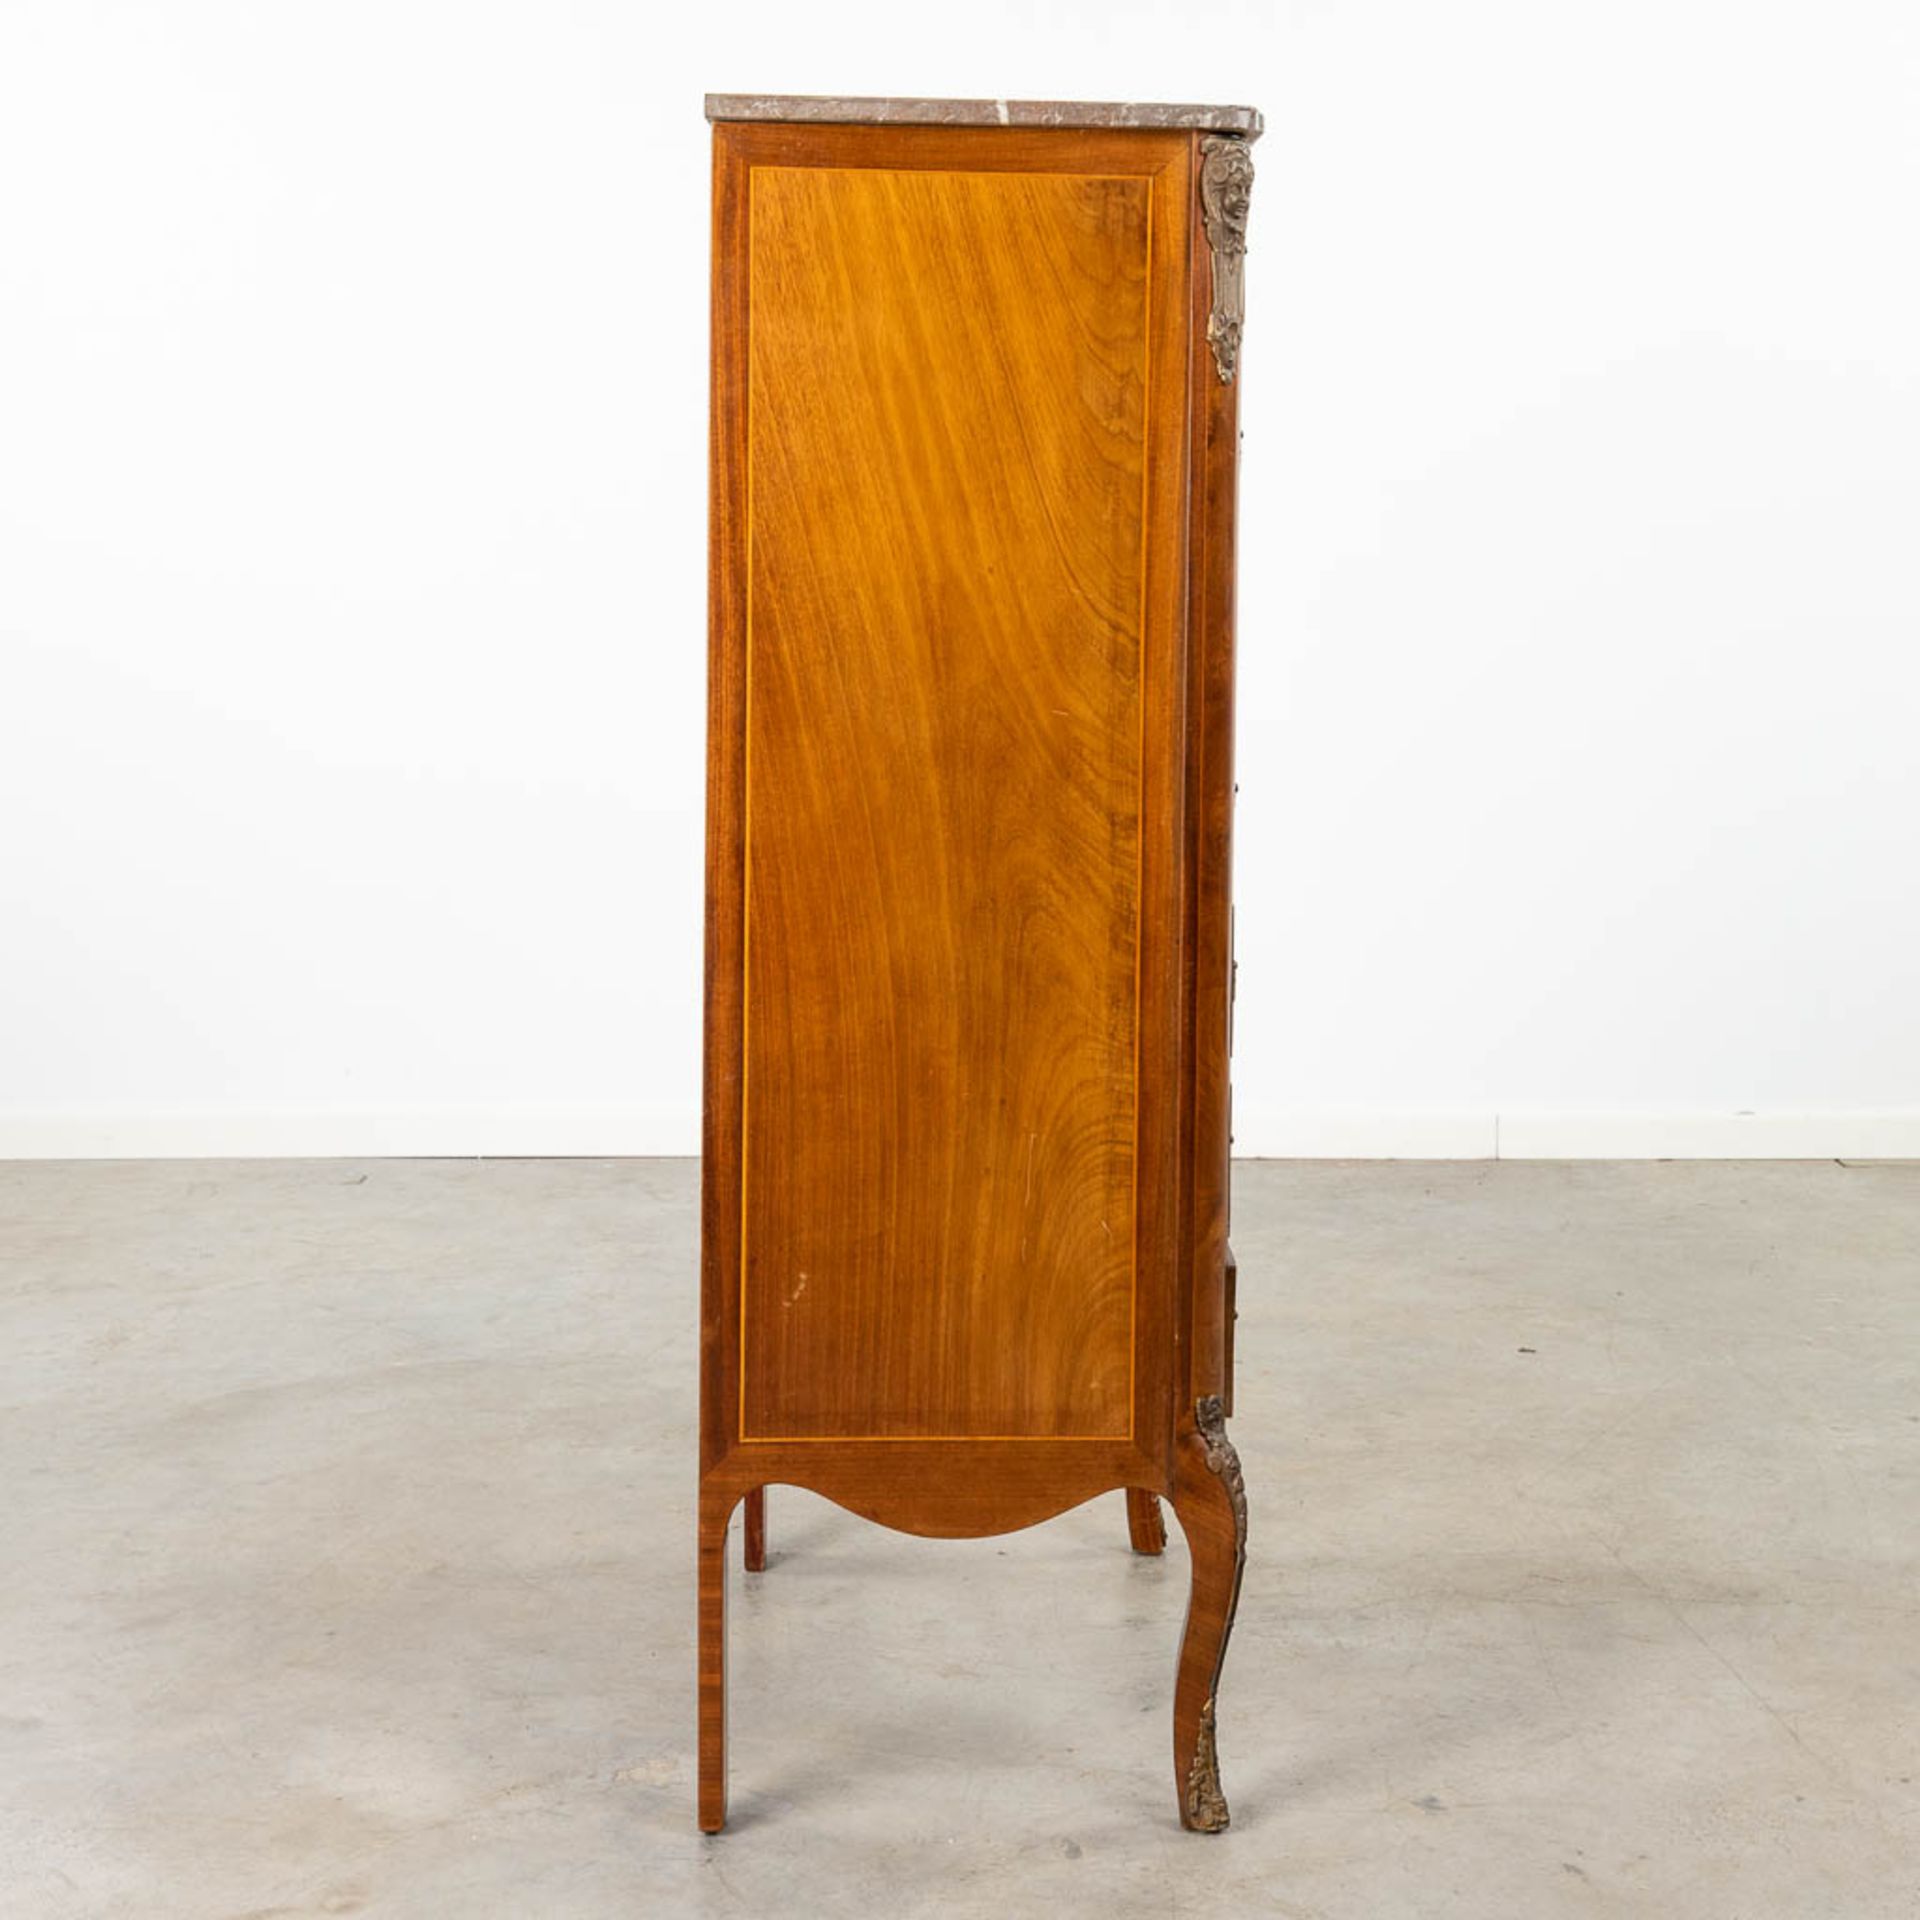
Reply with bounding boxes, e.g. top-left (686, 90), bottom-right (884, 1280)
top-left (704, 94), bottom-right (1262, 138)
